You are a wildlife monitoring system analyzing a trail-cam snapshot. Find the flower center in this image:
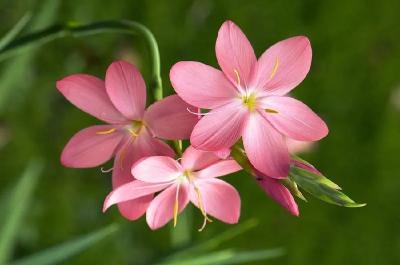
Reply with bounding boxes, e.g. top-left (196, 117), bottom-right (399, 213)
top-left (241, 93), bottom-right (257, 111)
top-left (128, 120), bottom-right (144, 136)
top-left (173, 169), bottom-right (212, 231)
